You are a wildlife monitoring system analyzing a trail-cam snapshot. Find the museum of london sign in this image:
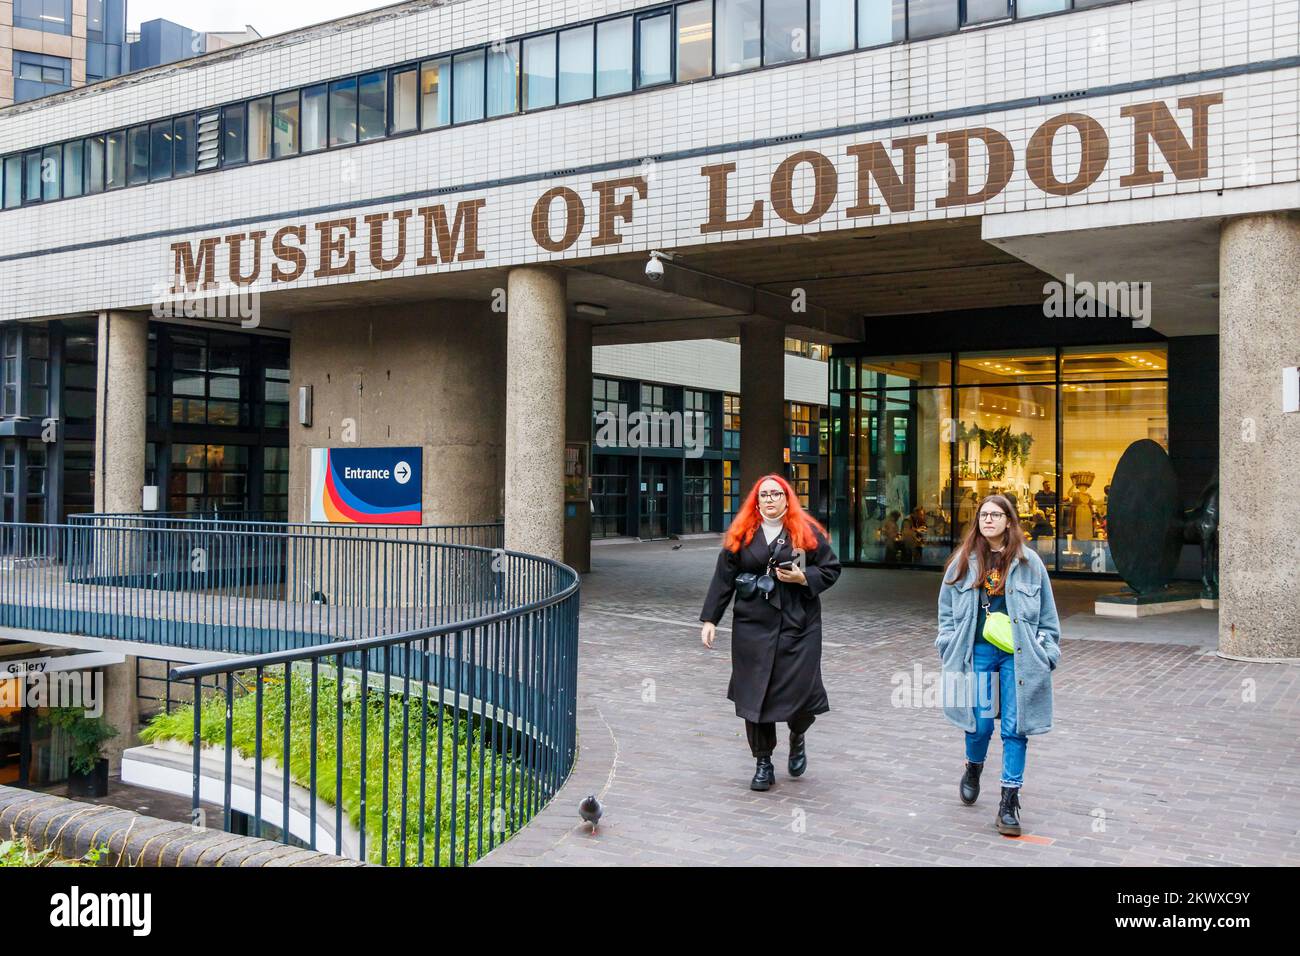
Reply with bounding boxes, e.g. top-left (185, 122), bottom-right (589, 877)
top-left (167, 94), bottom-right (1221, 292)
